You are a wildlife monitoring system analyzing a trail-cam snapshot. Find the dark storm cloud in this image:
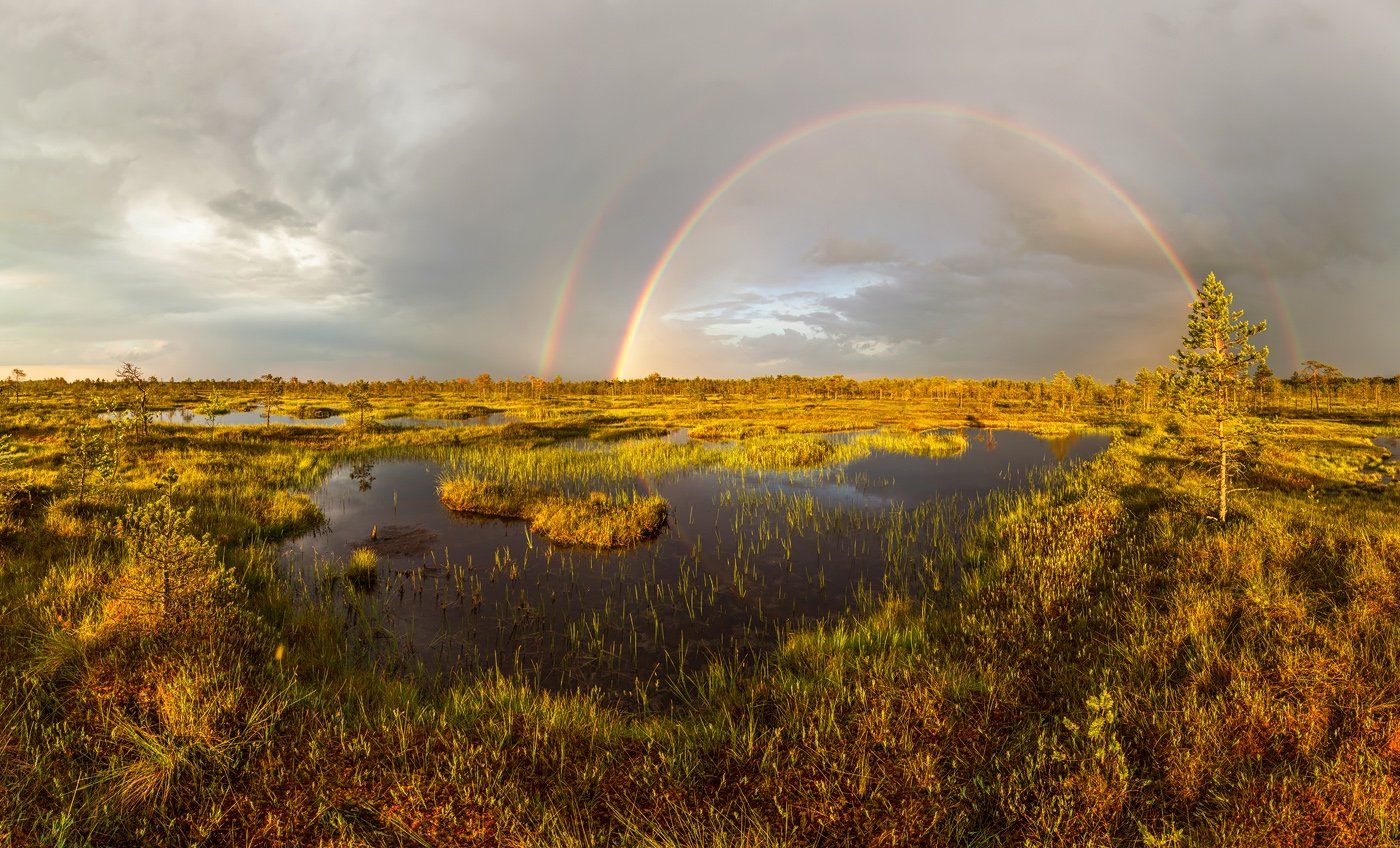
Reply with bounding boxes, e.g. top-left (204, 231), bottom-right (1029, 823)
top-left (1, 0), bottom-right (1396, 379)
